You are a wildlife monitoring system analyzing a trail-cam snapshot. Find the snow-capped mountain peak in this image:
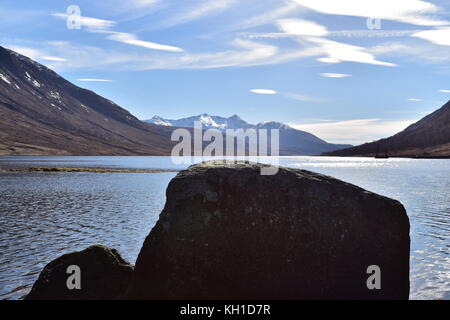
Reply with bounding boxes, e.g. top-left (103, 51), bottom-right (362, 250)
top-left (145, 114), bottom-right (296, 132)
top-left (150, 115), bottom-right (172, 126)
top-left (145, 113), bottom-right (251, 131)
top-left (256, 121), bottom-right (293, 130)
